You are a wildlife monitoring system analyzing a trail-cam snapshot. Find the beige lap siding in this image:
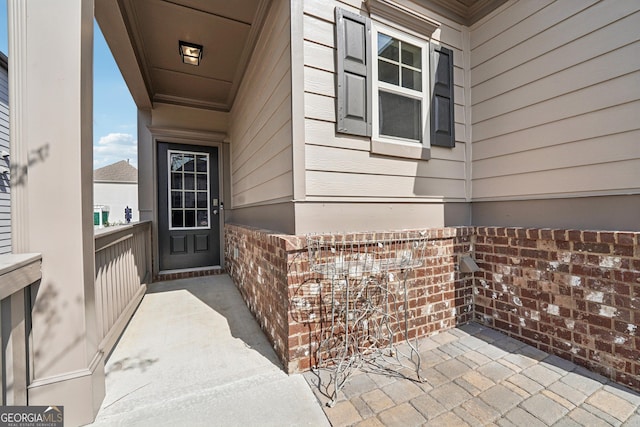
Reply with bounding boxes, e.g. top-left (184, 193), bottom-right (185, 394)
top-left (301, 0), bottom-right (470, 202)
top-left (471, 1), bottom-right (640, 200)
